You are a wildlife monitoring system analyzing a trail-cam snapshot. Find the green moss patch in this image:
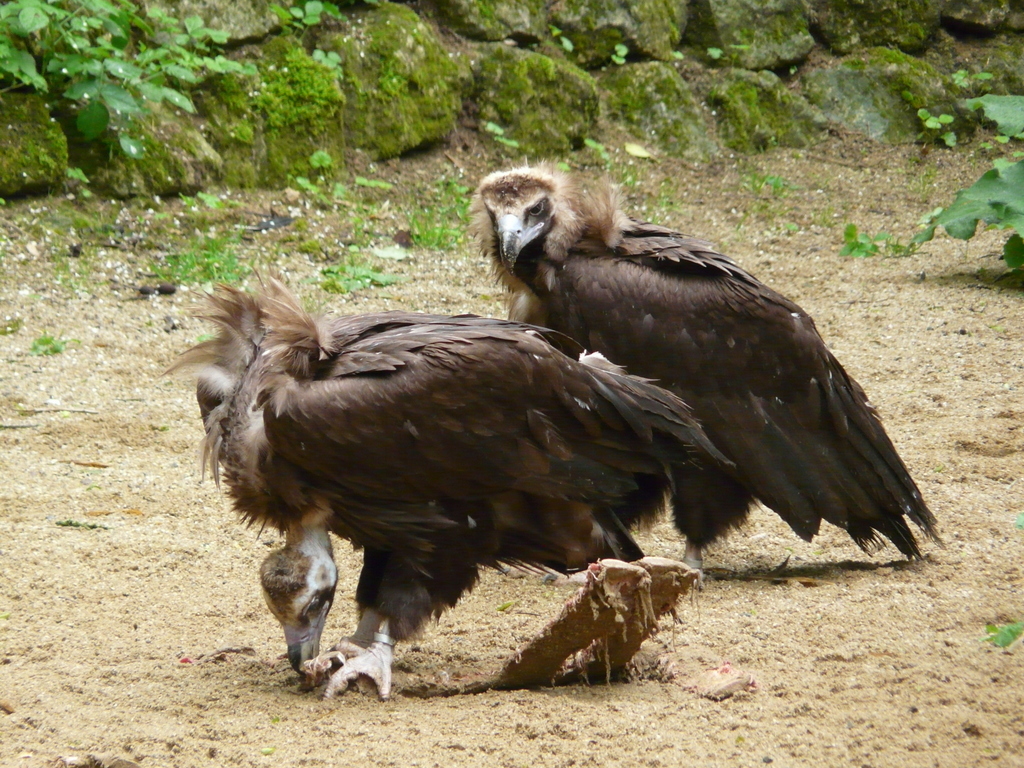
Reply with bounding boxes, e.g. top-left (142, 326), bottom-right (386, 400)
top-left (322, 2), bottom-right (470, 160)
top-left (256, 37), bottom-right (346, 186)
top-left (686, 0), bottom-right (813, 70)
top-left (708, 69), bottom-right (825, 152)
top-left (432, 0), bottom-right (547, 42)
top-left (473, 44), bottom-right (600, 156)
top-left (811, 0), bottom-right (941, 54)
top-left (0, 95), bottom-right (68, 198)
top-left (600, 62), bottom-right (715, 160)
top-left (551, 0), bottom-right (685, 67)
